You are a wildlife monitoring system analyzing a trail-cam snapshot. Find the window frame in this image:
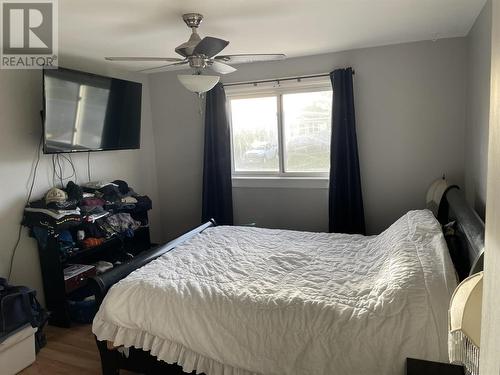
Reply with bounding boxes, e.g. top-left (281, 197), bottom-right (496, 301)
top-left (226, 78), bottom-right (332, 179)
